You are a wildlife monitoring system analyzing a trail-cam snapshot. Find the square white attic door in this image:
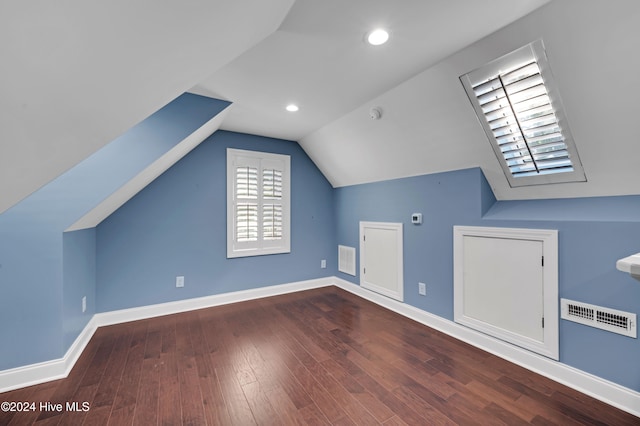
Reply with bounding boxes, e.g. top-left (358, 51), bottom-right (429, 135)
top-left (360, 222), bottom-right (404, 302)
top-left (454, 226), bottom-right (559, 360)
